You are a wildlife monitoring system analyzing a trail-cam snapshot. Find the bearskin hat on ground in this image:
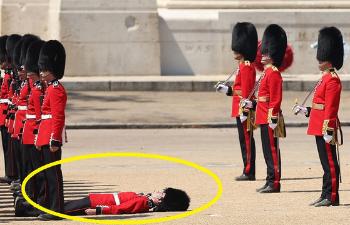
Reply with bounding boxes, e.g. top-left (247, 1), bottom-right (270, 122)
top-left (156, 188), bottom-right (190, 212)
